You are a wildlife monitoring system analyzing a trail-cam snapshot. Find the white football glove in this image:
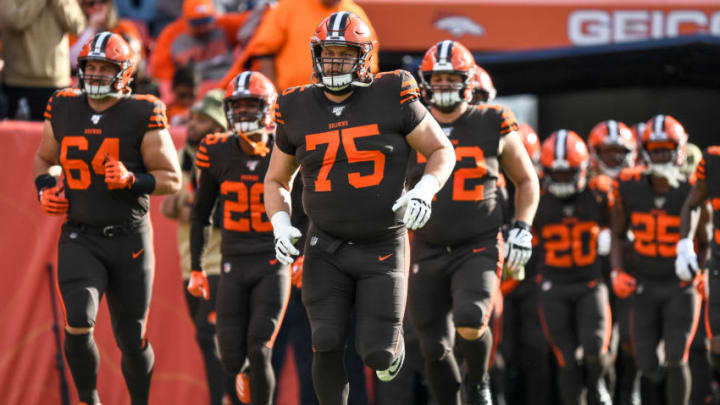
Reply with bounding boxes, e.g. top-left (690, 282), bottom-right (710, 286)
top-left (675, 237), bottom-right (699, 281)
top-left (392, 174), bottom-right (440, 230)
top-left (504, 221), bottom-right (533, 272)
top-left (597, 228), bottom-right (612, 256)
top-left (270, 211), bottom-right (302, 266)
